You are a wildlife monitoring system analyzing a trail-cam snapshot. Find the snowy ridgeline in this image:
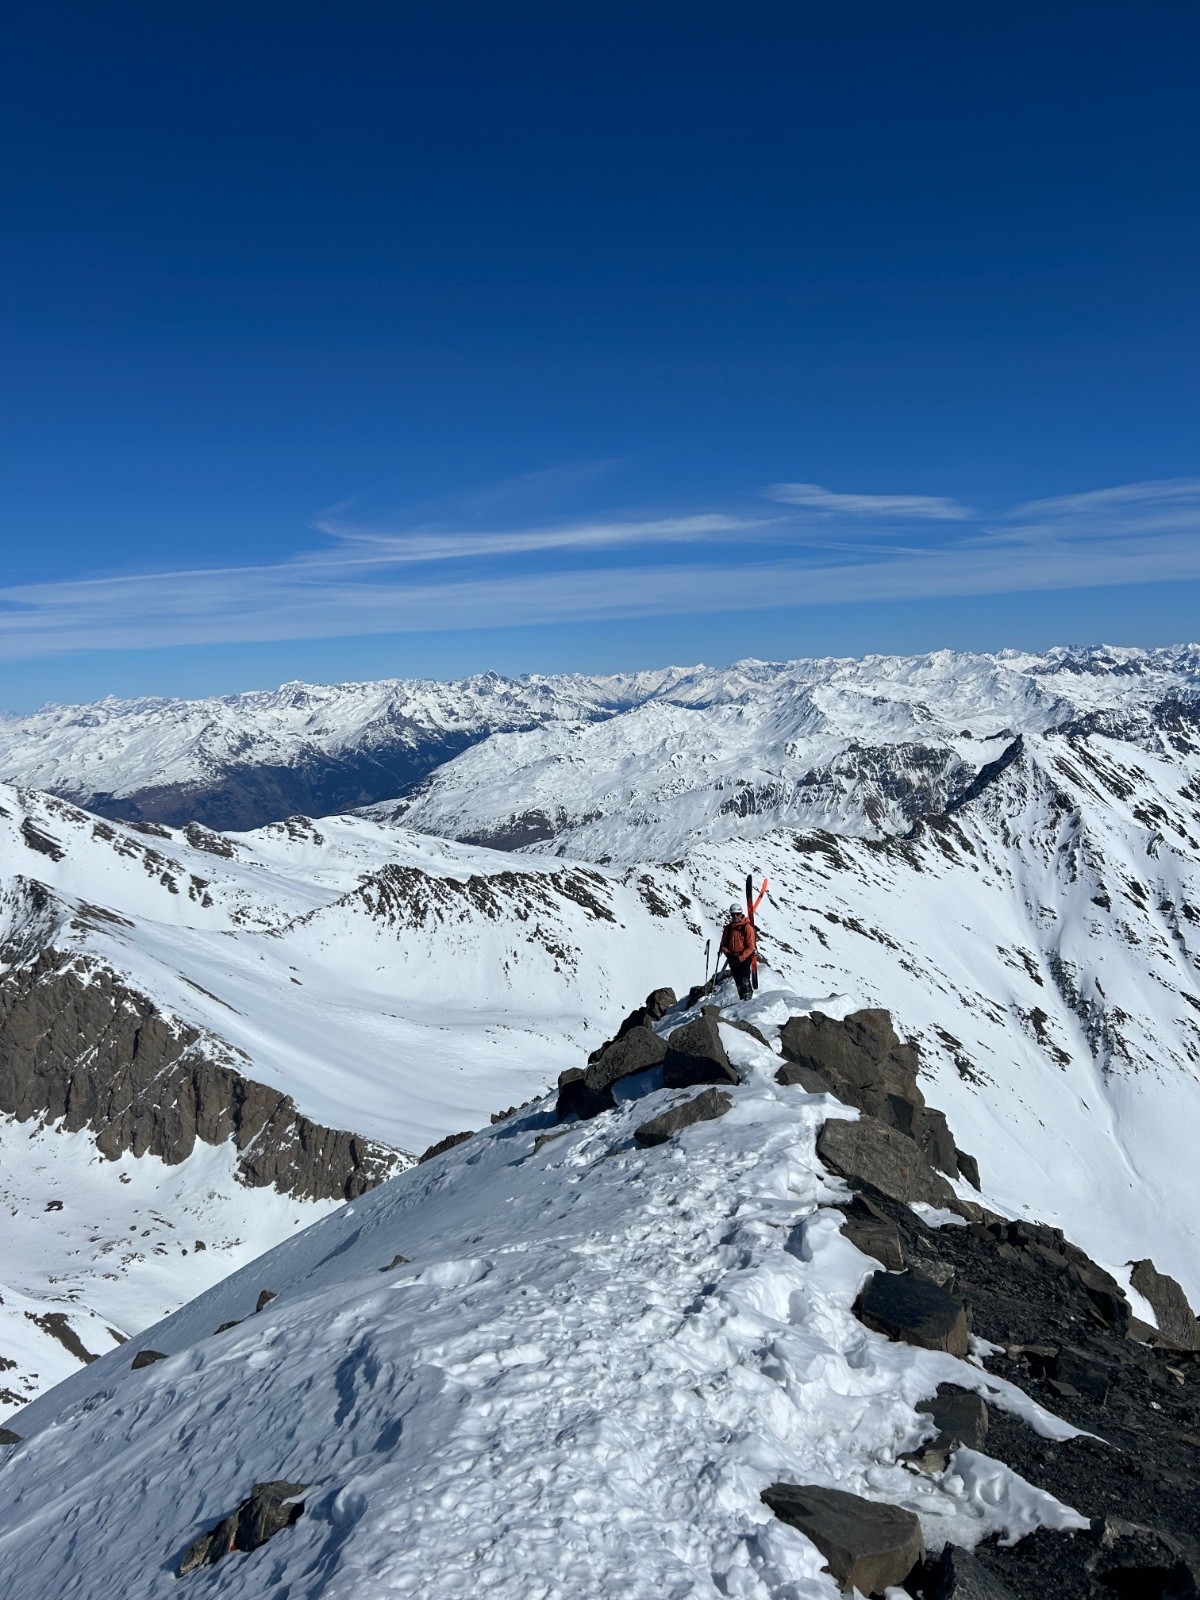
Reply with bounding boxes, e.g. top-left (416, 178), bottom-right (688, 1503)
top-left (0, 997), bottom-right (1088, 1600)
top-left (1, 645), bottom-right (1198, 841)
